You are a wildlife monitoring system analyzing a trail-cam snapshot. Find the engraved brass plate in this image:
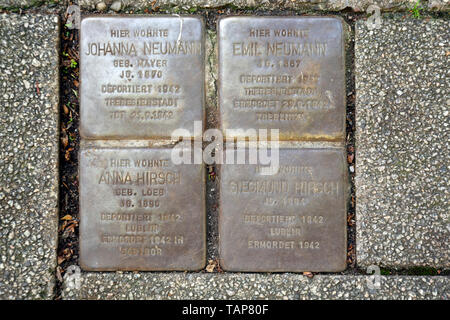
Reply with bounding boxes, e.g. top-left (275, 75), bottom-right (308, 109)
top-left (219, 148), bottom-right (347, 272)
top-left (218, 17), bottom-right (345, 141)
top-left (79, 147), bottom-right (205, 271)
top-left (80, 16), bottom-right (204, 139)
